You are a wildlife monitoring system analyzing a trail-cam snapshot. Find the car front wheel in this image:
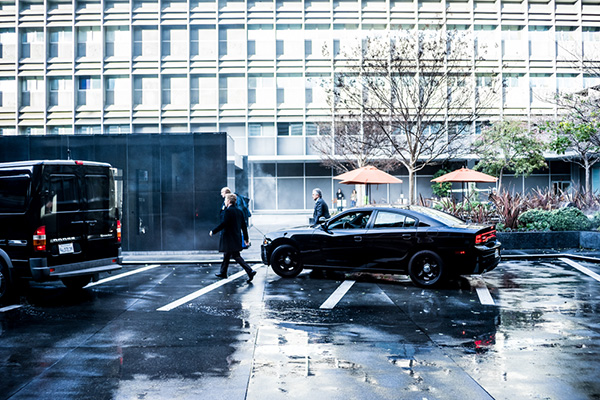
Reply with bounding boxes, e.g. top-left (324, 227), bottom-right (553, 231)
top-left (270, 245), bottom-right (303, 278)
top-left (408, 250), bottom-right (445, 288)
